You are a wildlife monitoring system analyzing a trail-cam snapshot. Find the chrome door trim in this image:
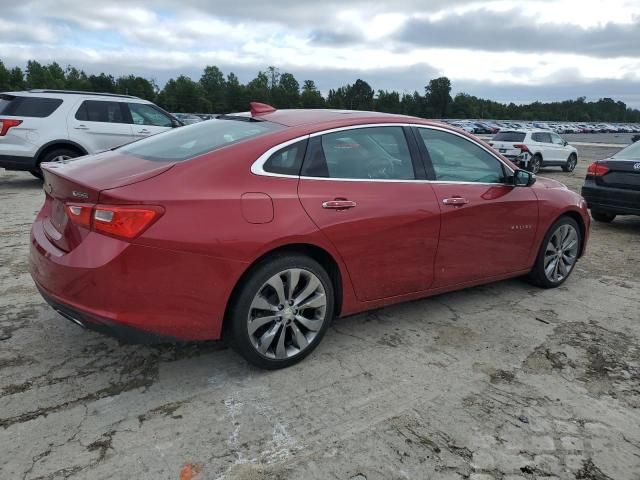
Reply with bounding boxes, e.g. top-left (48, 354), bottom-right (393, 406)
top-left (250, 122), bottom-right (515, 182)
